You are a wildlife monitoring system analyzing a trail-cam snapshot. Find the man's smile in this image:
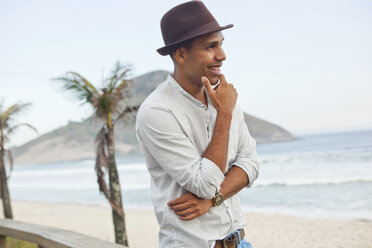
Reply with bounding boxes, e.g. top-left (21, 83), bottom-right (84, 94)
top-left (208, 64), bottom-right (222, 76)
